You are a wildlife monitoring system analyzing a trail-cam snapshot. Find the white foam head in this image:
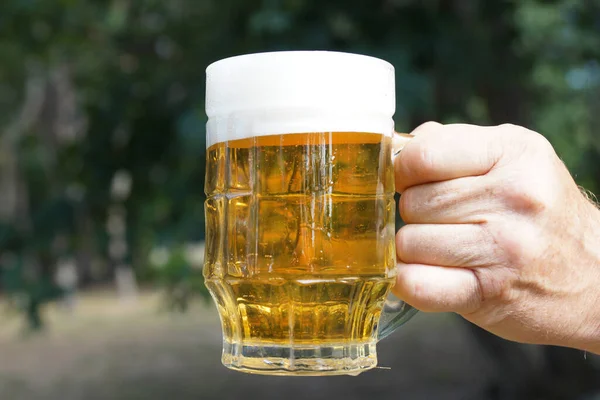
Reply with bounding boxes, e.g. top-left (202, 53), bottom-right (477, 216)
top-left (205, 51), bottom-right (395, 147)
